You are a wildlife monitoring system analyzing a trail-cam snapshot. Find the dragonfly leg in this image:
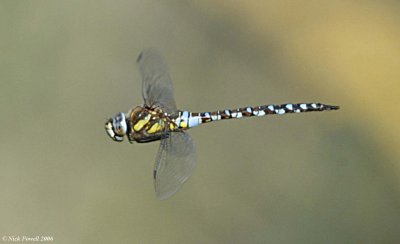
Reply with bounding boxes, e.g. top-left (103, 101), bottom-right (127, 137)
top-left (133, 132), bottom-right (170, 143)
